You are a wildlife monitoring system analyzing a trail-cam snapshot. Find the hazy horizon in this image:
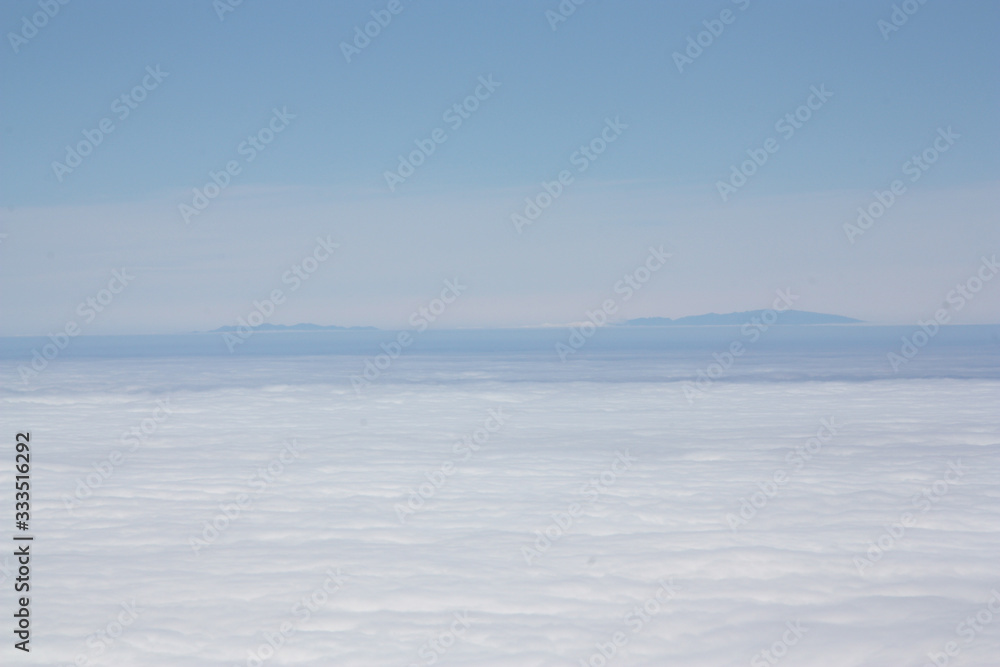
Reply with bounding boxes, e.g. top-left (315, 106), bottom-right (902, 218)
top-left (2, 1), bottom-right (998, 336)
